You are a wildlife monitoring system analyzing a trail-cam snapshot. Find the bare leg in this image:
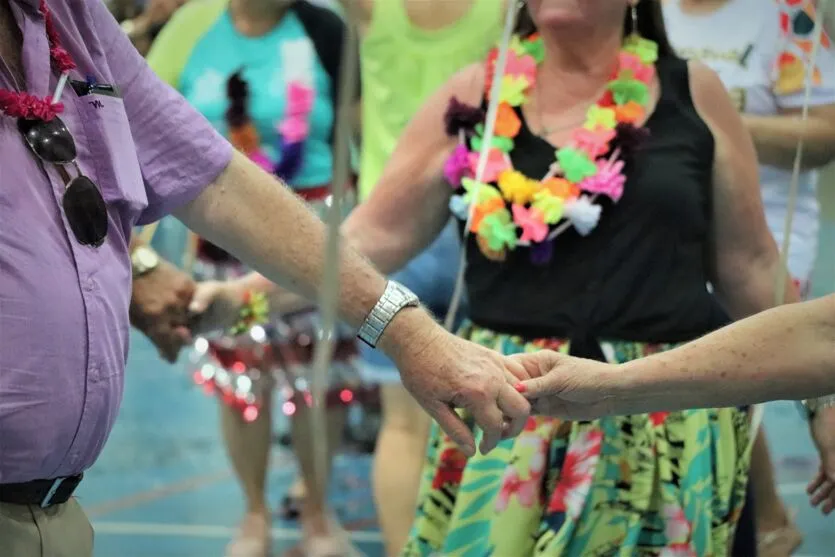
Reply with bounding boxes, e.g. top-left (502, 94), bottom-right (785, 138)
top-left (291, 397), bottom-right (347, 545)
top-left (751, 428), bottom-right (802, 556)
top-left (220, 394), bottom-right (273, 557)
top-left (373, 384), bottom-right (431, 557)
